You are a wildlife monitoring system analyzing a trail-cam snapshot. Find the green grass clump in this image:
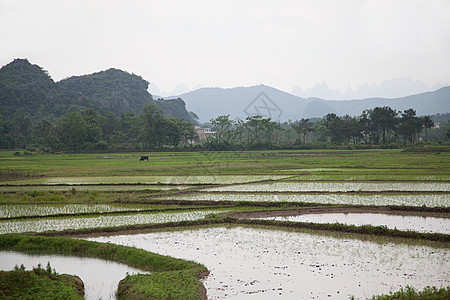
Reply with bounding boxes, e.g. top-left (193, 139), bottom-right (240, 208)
top-left (117, 270), bottom-right (205, 300)
top-left (0, 263), bottom-right (84, 300)
top-left (351, 285), bottom-right (450, 299)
